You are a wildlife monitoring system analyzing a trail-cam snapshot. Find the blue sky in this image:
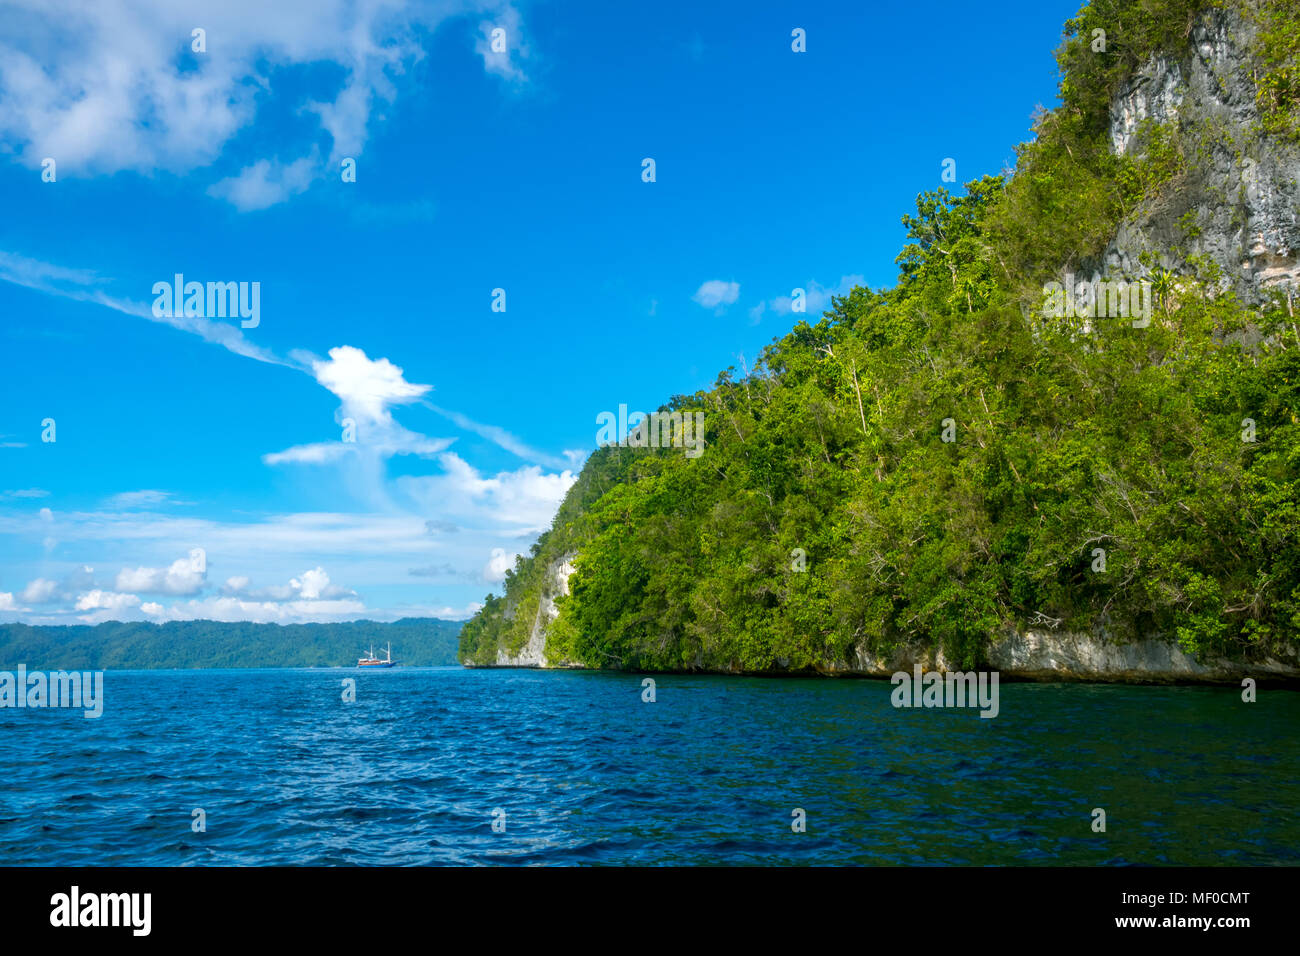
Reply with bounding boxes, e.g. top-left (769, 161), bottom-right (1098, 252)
top-left (0, 0), bottom-right (1081, 625)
